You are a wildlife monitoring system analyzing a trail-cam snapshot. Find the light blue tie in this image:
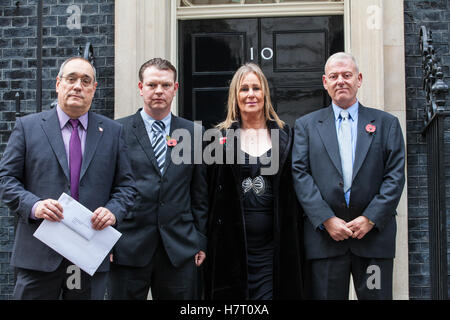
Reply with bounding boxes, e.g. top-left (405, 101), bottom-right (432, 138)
top-left (151, 120), bottom-right (166, 173)
top-left (338, 110), bottom-right (352, 192)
